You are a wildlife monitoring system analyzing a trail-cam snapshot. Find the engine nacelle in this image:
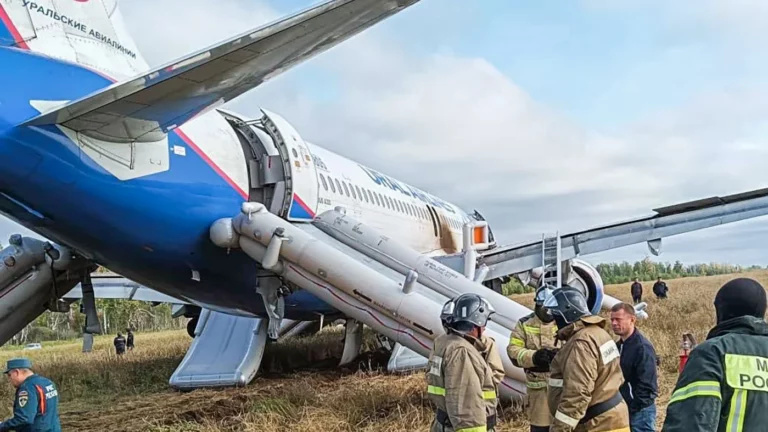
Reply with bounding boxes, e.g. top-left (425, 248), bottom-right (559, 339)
top-left (519, 259), bottom-right (648, 319)
top-left (564, 259), bottom-right (605, 316)
top-left (518, 259), bottom-right (604, 315)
